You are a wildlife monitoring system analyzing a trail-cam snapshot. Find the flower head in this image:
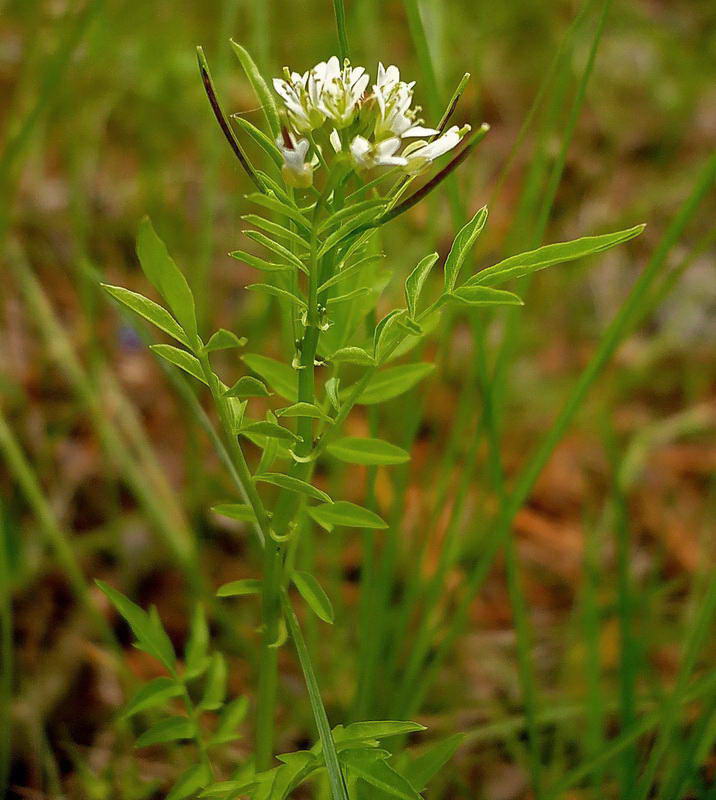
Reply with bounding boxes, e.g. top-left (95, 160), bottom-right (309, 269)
top-left (349, 135), bottom-right (407, 170)
top-left (271, 58), bottom-right (476, 183)
top-left (273, 65), bottom-right (326, 133)
top-left (403, 125), bottom-right (471, 174)
top-left (317, 56), bottom-right (370, 129)
top-left (277, 130), bottom-right (314, 188)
